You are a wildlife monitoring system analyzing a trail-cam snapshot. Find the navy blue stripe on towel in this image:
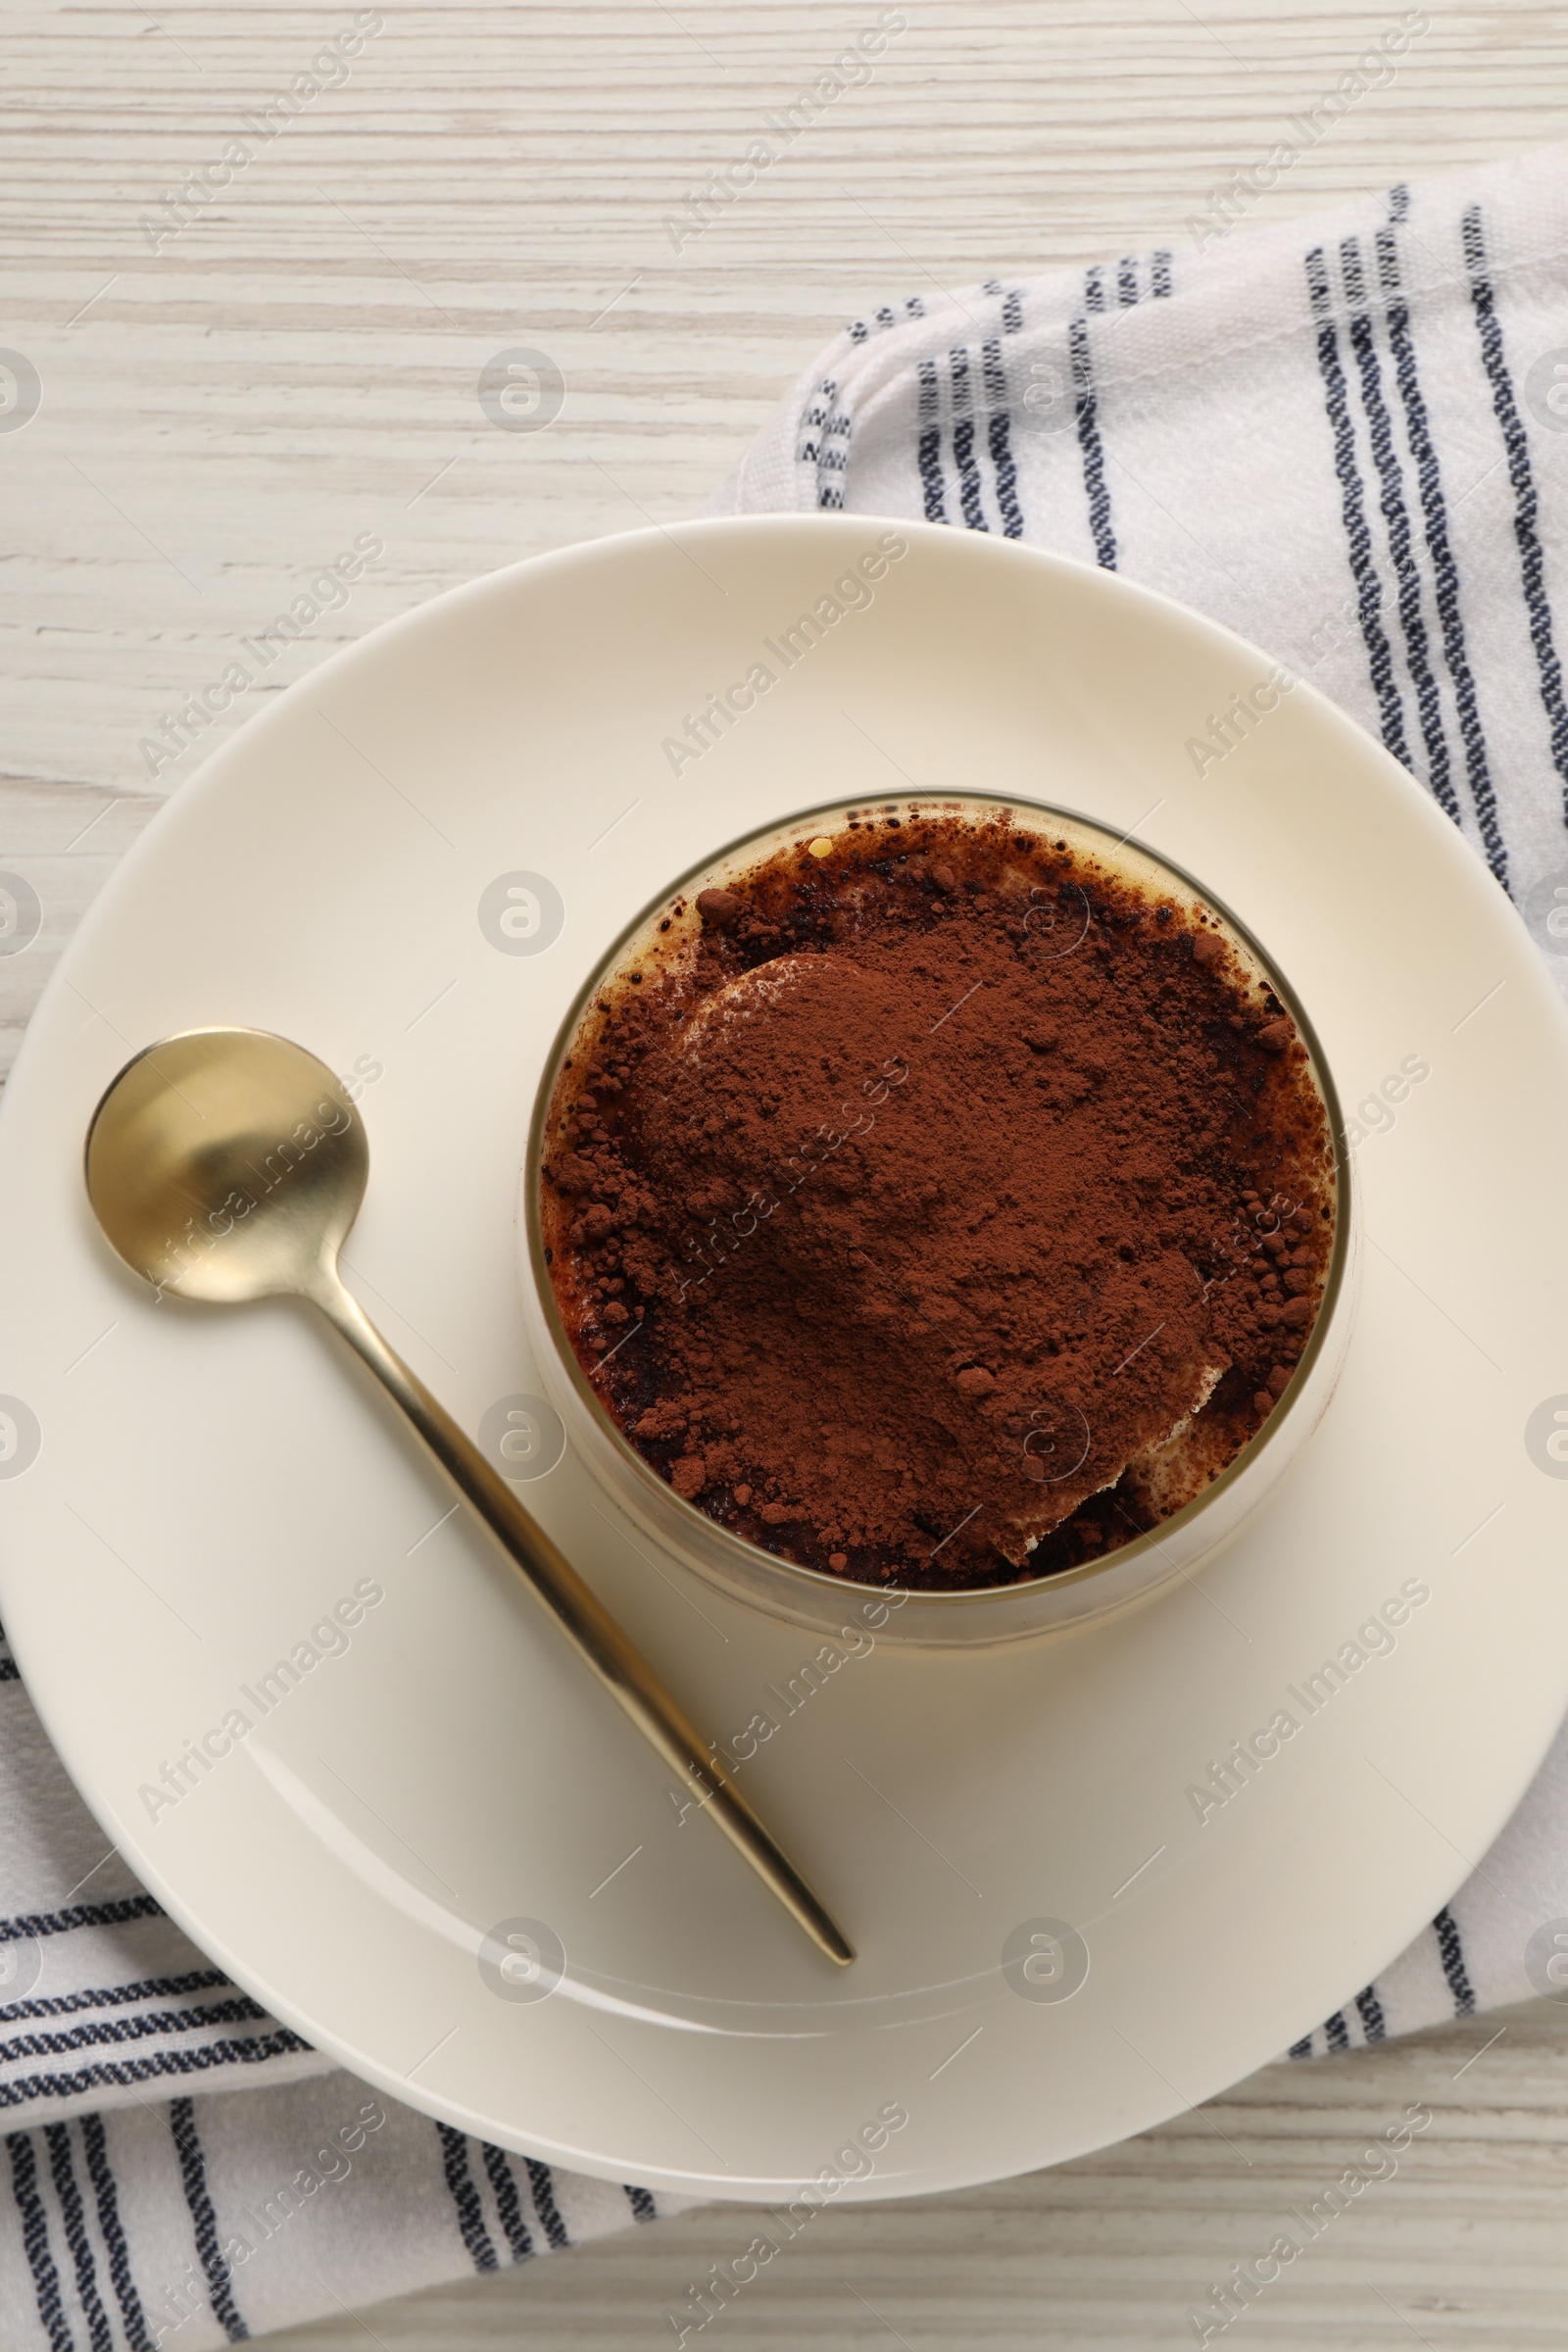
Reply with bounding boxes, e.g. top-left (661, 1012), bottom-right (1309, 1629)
top-left (170, 2096), bottom-right (248, 2341)
top-left (1433, 1905), bottom-right (1477, 2016)
top-left (435, 2123), bottom-right (498, 2275)
top-left (81, 2114), bottom-right (154, 2352)
top-left (1354, 1982), bottom-right (1388, 2043)
top-left (0, 2028), bottom-right (314, 2112)
top-left (915, 357), bottom-right (947, 524)
top-left (43, 2126), bottom-right (113, 2352)
top-left (1341, 232), bottom-right (1464, 830)
top-left (0, 1896), bottom-right (164, 1947)
top-left (981, 335), bottom-right (1023, 539)
top-left (1462, 198), bottom-right (1568, 822)
top-left (1375, 203), bottom-right (1508, 886)
top-left (479, 2141), bottom-right (535, 2266)
top-left (0, 1995), bottom-right (270, 2069)
top-left (525, 2156), bottom-right (571, 2251)
top-left (1304, 243), bottom-right (1411, 767)
top-left (950, 347), bottom-right (987, 530)
top-left (1, 1969), bottom-right (233, 2026)
top-left (9, 2131), bottom-right (74, 2352)
top-left (1069, 301), bottom-right (1117, 570)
